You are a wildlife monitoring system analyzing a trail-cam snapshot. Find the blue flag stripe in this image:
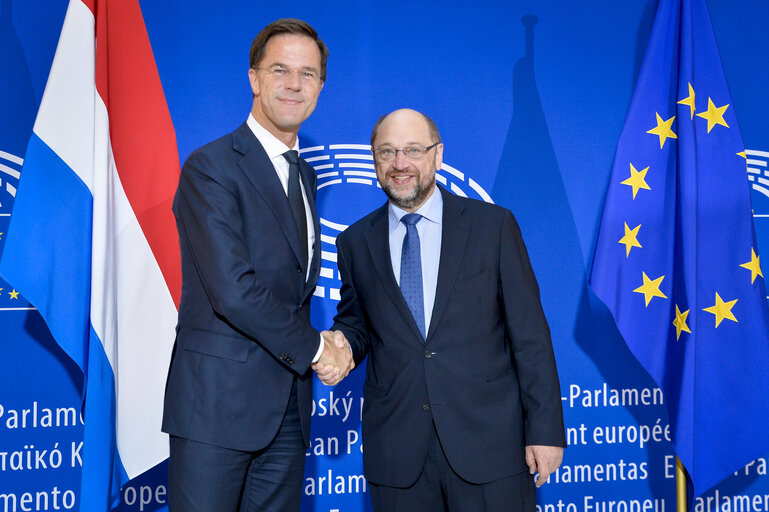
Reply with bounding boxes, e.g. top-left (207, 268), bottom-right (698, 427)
top-left (1, 133), bottom-right (92, 369)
